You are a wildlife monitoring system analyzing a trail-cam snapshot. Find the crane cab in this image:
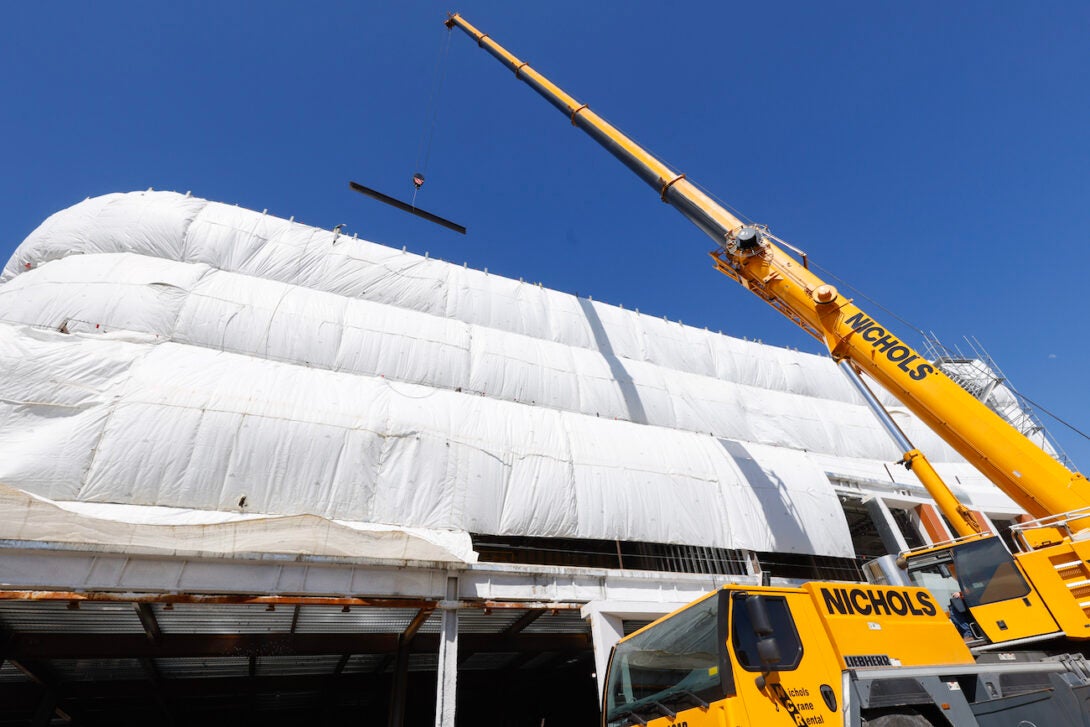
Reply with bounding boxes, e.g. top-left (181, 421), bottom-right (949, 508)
top-left (602, 586), bottom-right (859, 727)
